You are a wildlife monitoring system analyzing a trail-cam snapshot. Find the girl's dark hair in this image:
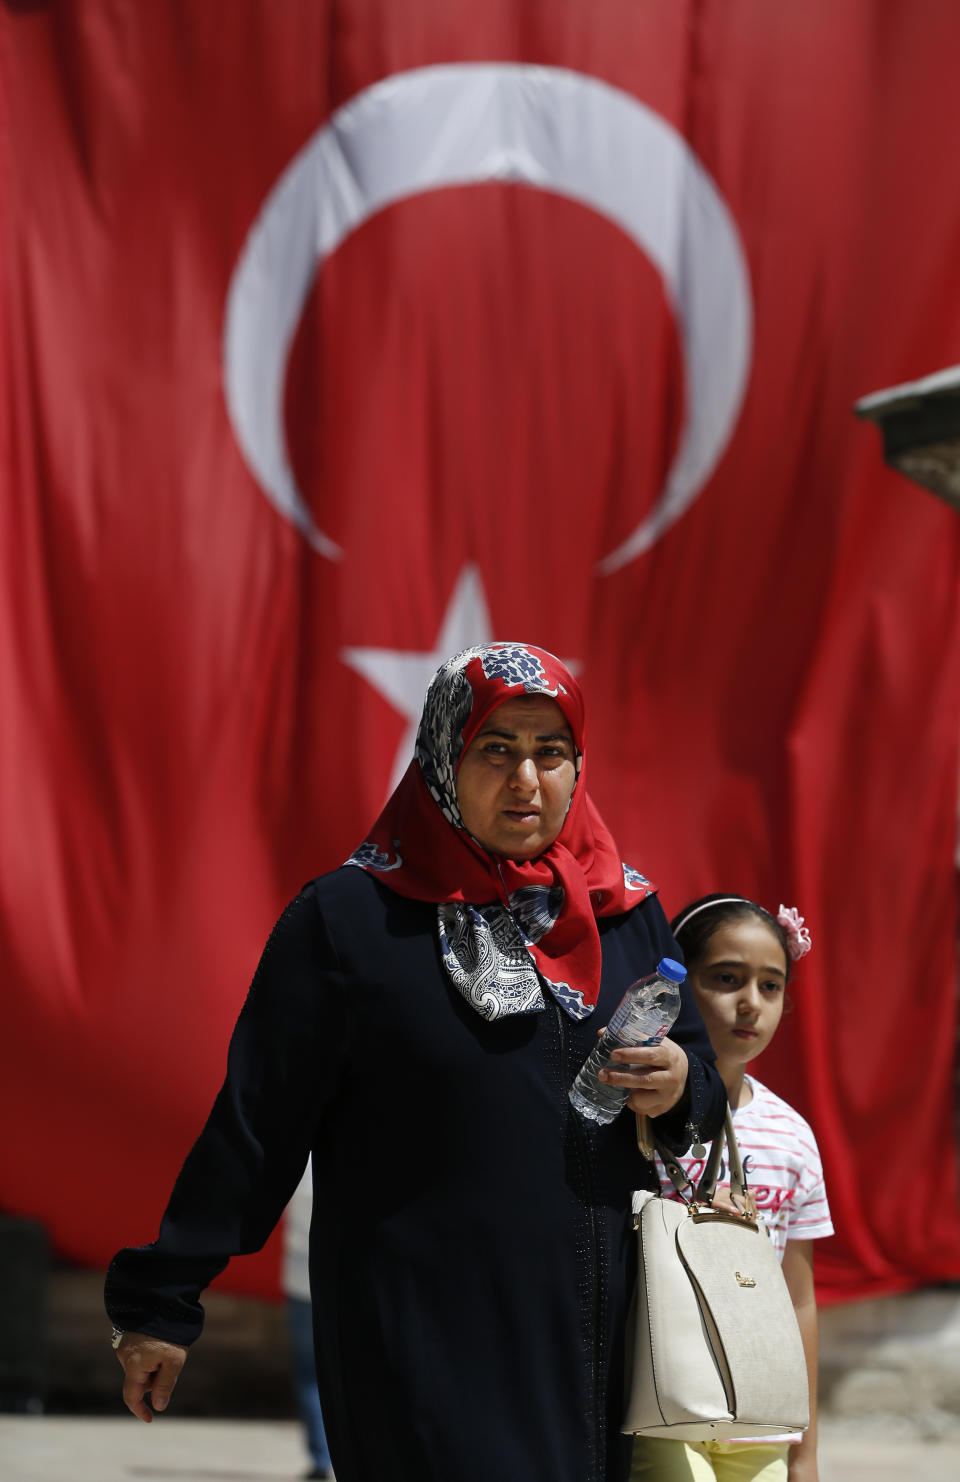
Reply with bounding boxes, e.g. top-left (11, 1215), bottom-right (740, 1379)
top-left (669, 894), bottom-right (793, 982)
